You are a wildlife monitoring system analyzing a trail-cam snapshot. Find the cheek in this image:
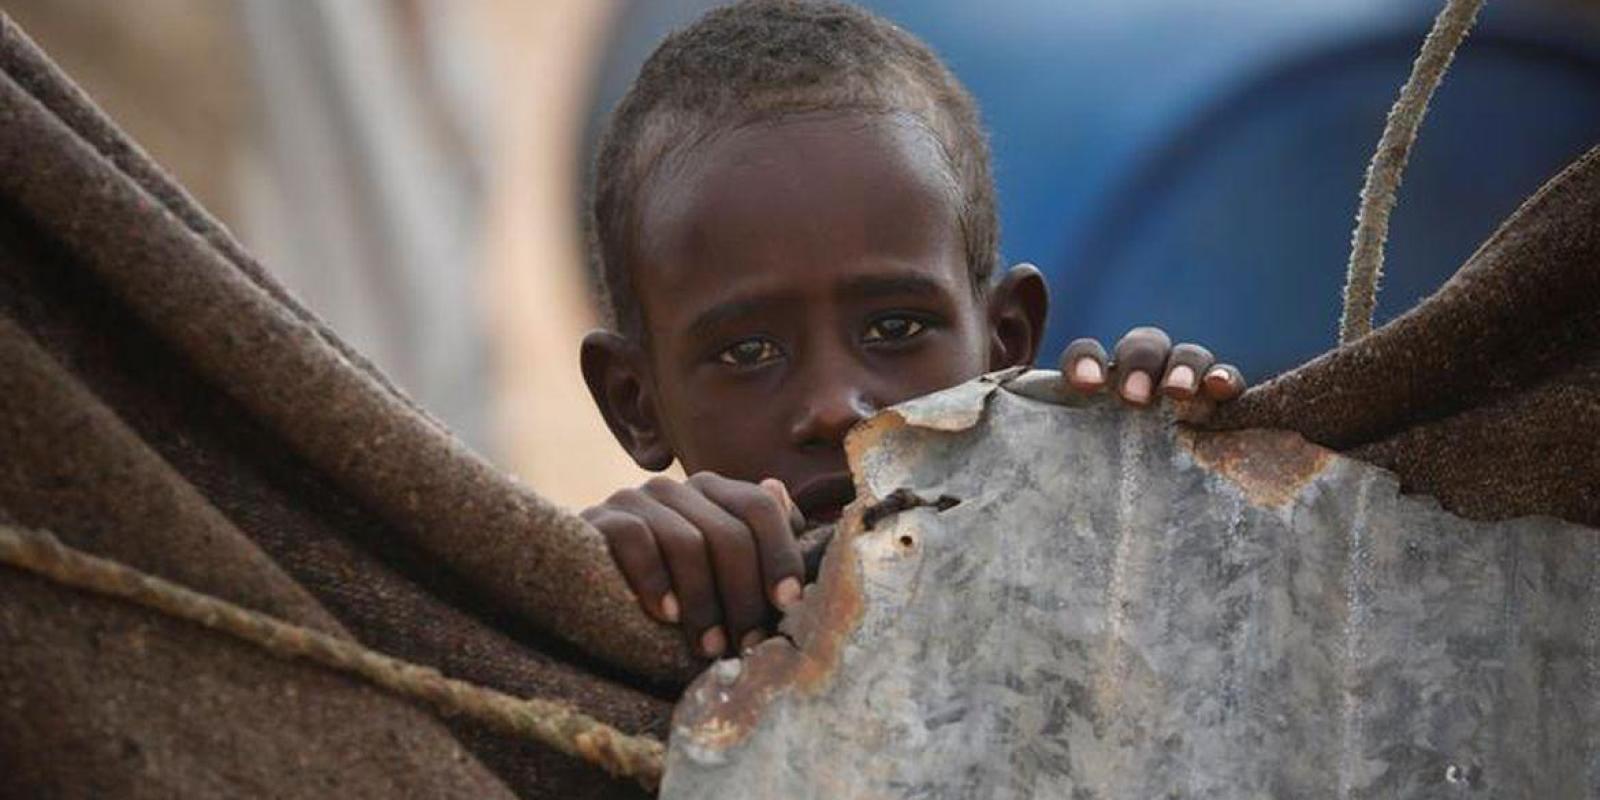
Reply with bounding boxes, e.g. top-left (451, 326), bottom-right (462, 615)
top-left (938, 302), bottom-right (996, 373)
top-left (656, 379), bottom-right (779, 475)
top-left (875, 324), bottom-right (993, 407)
